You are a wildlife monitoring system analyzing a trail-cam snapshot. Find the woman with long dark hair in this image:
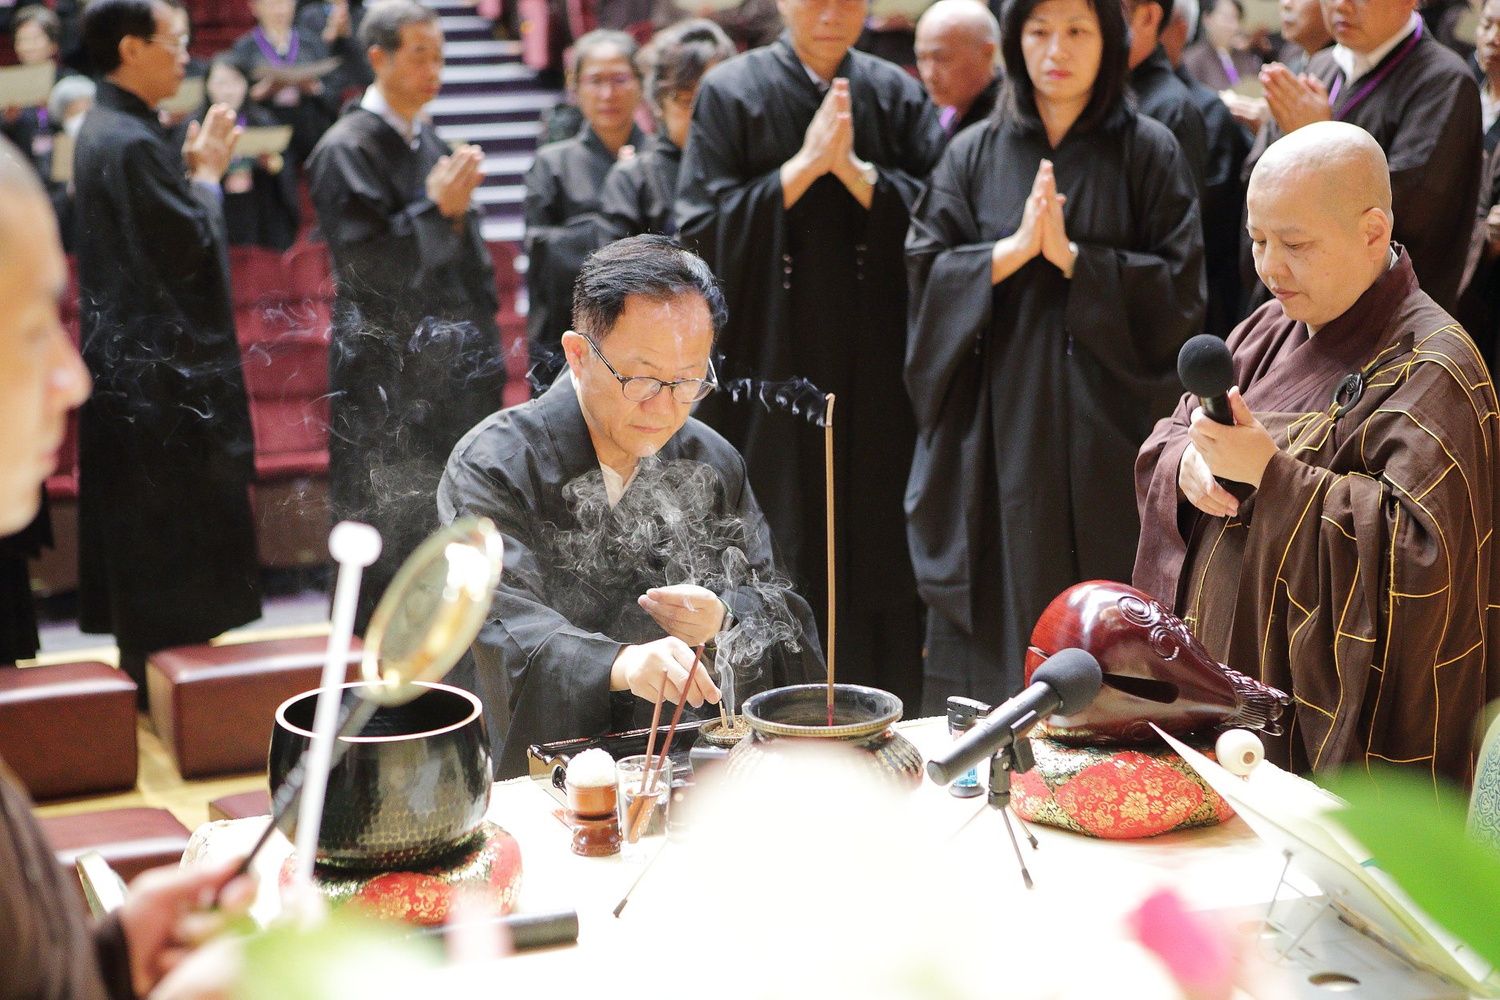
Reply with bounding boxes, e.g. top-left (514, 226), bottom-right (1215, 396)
top-left (905, 0), bottom-right (1205, 711)
top-left (596, 19), bottom-right (734, 241)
